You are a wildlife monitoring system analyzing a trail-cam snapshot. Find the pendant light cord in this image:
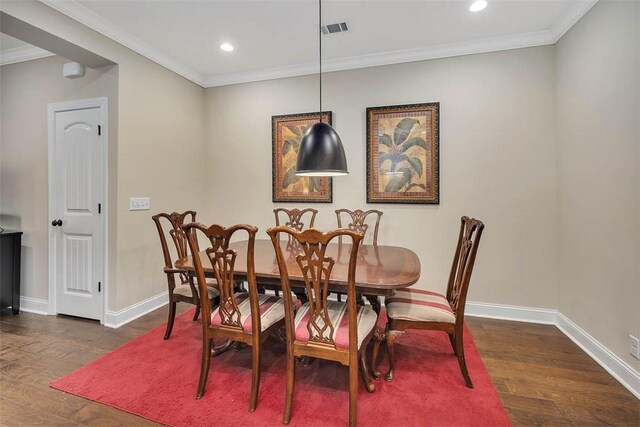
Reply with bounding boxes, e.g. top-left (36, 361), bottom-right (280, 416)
top-left (318, 0), bottom-right (323, 123)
